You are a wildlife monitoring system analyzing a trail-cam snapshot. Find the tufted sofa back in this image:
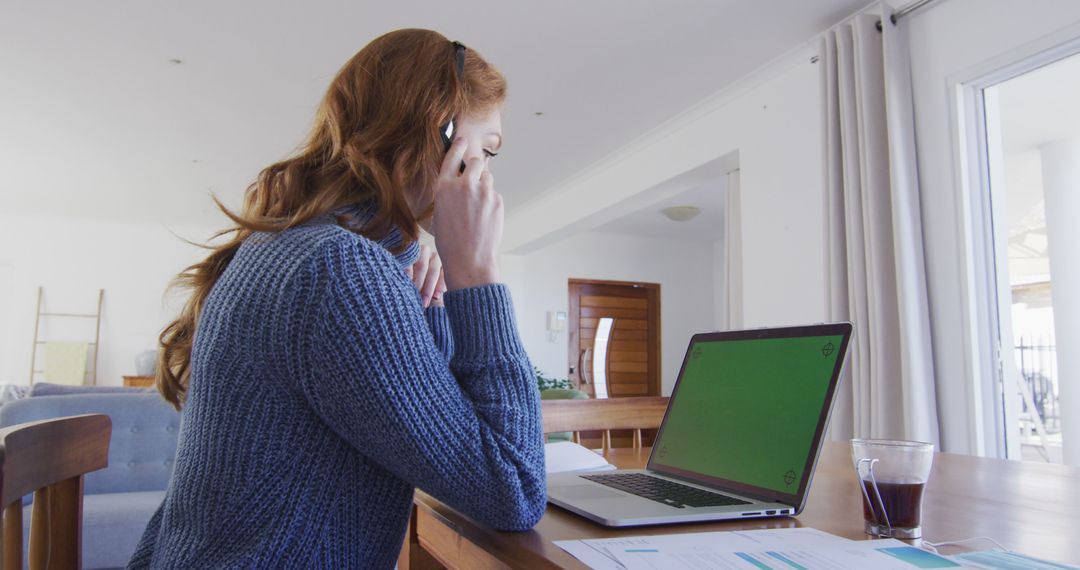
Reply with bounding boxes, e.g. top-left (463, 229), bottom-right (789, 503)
top-left (0, 393), bottom-right (180, 495)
